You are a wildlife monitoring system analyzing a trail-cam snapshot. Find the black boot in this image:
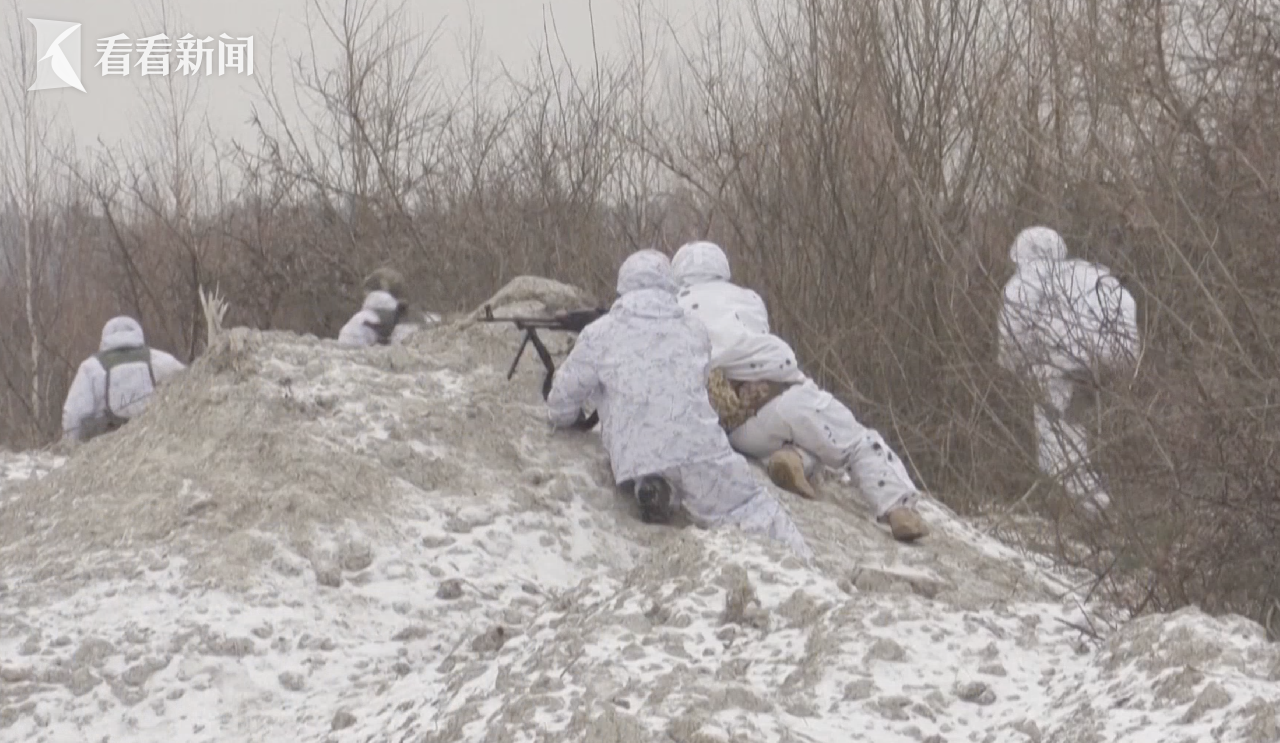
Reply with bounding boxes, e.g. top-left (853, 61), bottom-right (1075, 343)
top-left (634, 475), bottom-right (673, 524)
